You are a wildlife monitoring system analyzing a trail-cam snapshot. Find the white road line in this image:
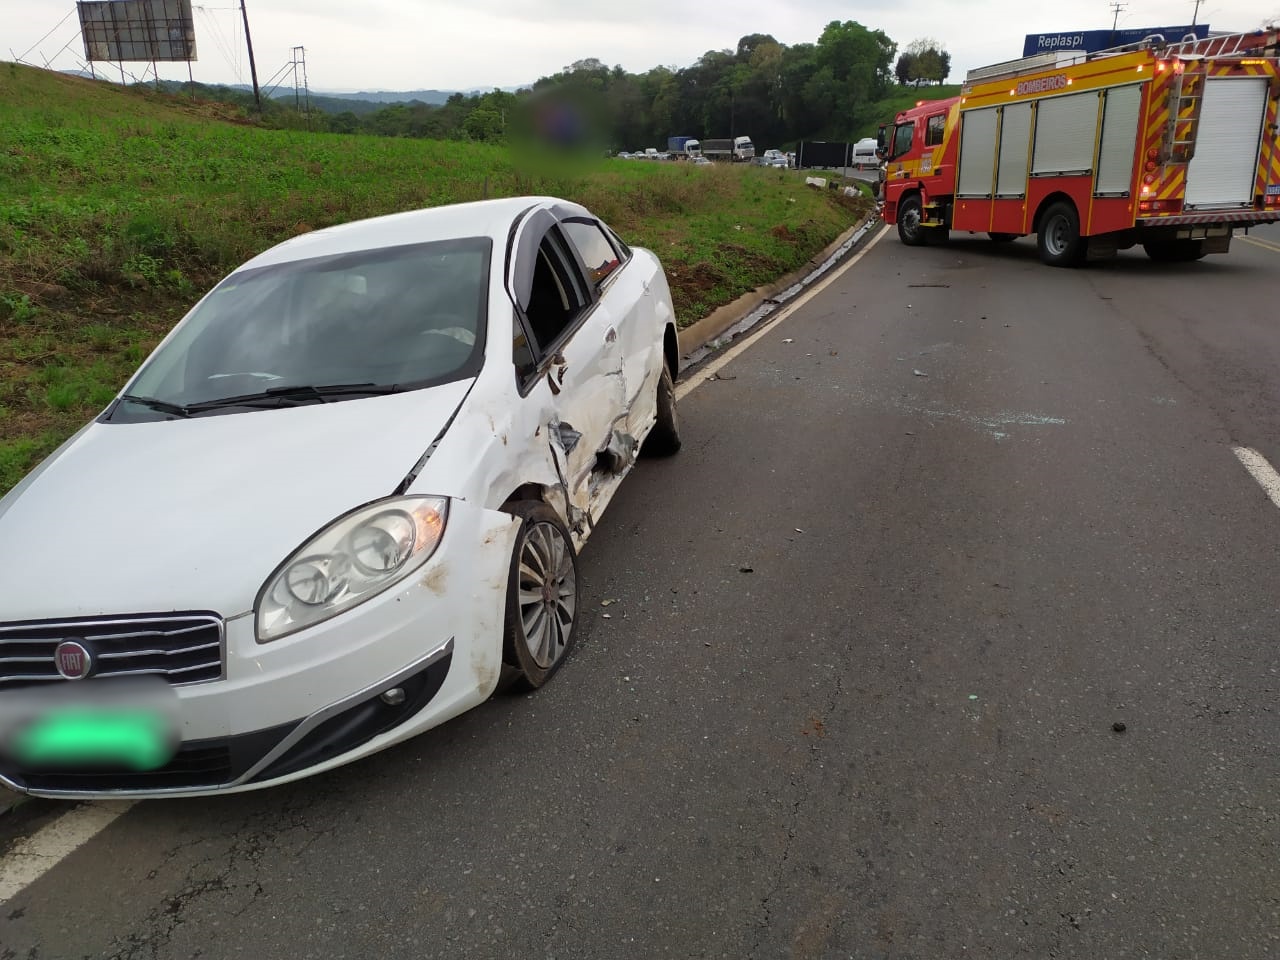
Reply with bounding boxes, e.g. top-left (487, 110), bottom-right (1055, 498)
top-left (1239, 235), bottom-right (1280, 254)
top-left (1233, 446), bottom-right (1280, 511)
top-left (676, 225), bottom-right (889, 401)
top-left (0, 800), bottom-right (134, 902)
